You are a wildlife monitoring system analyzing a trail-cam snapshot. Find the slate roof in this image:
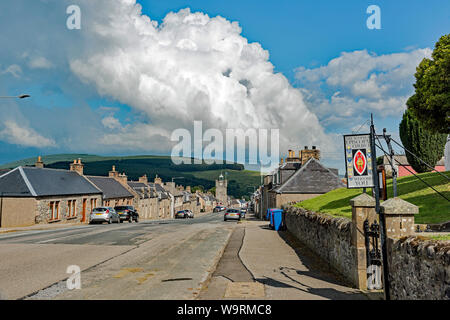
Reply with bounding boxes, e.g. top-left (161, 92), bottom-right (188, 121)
top-left (152, 183), bottom-right (169, 199)
top-left (87, 176), bottom-right (134, 200)
top-left (272, 158), bottom-right (345, 194)
top-left (127, 181), bottom-right (154, 199)
top-left (0, 167), bottom-right (102, 197)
